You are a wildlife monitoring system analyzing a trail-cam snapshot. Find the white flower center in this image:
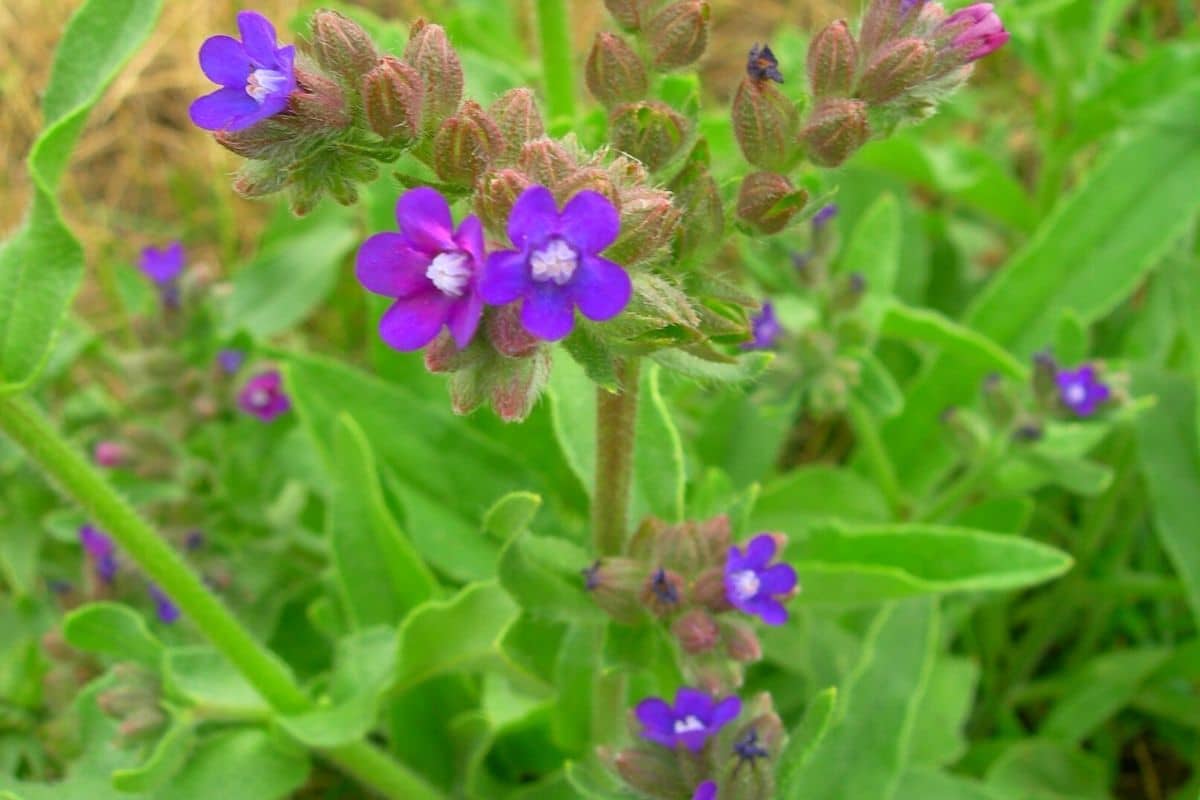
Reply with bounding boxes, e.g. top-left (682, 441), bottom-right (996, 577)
top-left (730, 569), bottom-right (761, 601)
top-left (674, 715), bottom-right (705, 735)
top-left (426, 251), bottom-right (472, 297)
top-left (1064, 382), bottom-right (1086, 406)
top-left (529, 238), bottom-right (578, 285)
top-left (246, 68), bottom-right (289, 104)
top-left (249, 389), bottom-right (271, 408)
